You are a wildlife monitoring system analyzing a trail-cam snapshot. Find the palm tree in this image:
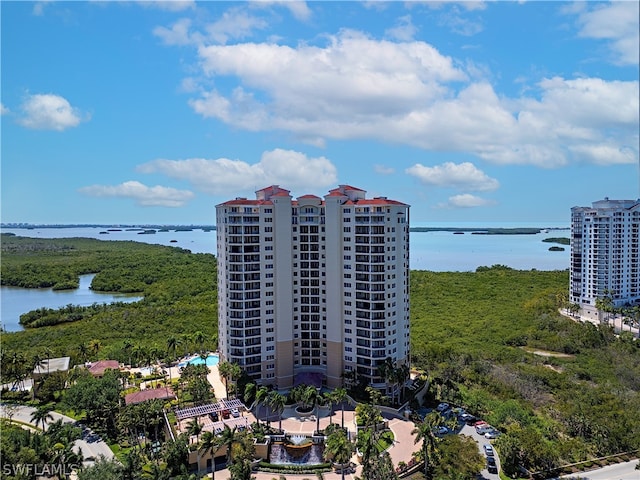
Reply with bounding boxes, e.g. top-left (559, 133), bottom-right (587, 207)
top-left (199, 430), bottom-right (221, 479)
top-left (89, 339), bottom-right (102, 359)
top-left (43, 346), bottom-right (54, 375)
top-left (324, 428), bottom-right (355, 480)
top-left (255, 386), bottom-right (269, 426)
top-left (325, 390), bottom-right (337, 426)
top-left (30, 404), bottom-right (54, 430)
top-left (333, 387), bottom-right (349, 429)
top-left (180, 333), bottom-right (191, 356)
top-left (50, 441), bottom-right (83, 480)
top-left (77, 342), bottom-right (89, 363)
top-left (314, 391), bottom-right (326, 434)
top-left (228, 362), bottom-right (242, 398)
top-left (266, 390), bottom-right (287, 432)
top-left (218, 361), bottom-right (232, 399)
top-left (192, 331), bottom-right (206, 354)
top-left (411, 411), bottom-right (448, 480)
top-left (244, 382), bottom-right (257, 408)
top-left (218, 424), bottom-right (239, 468)
top-left (377, 357), bottom-right (394, 388)
top-left (118, 338), bottom-right (132, 370)
top-left (166, 335), bottom-right (178, 362)
top-left (187, 417), bottom-right (203, 444)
